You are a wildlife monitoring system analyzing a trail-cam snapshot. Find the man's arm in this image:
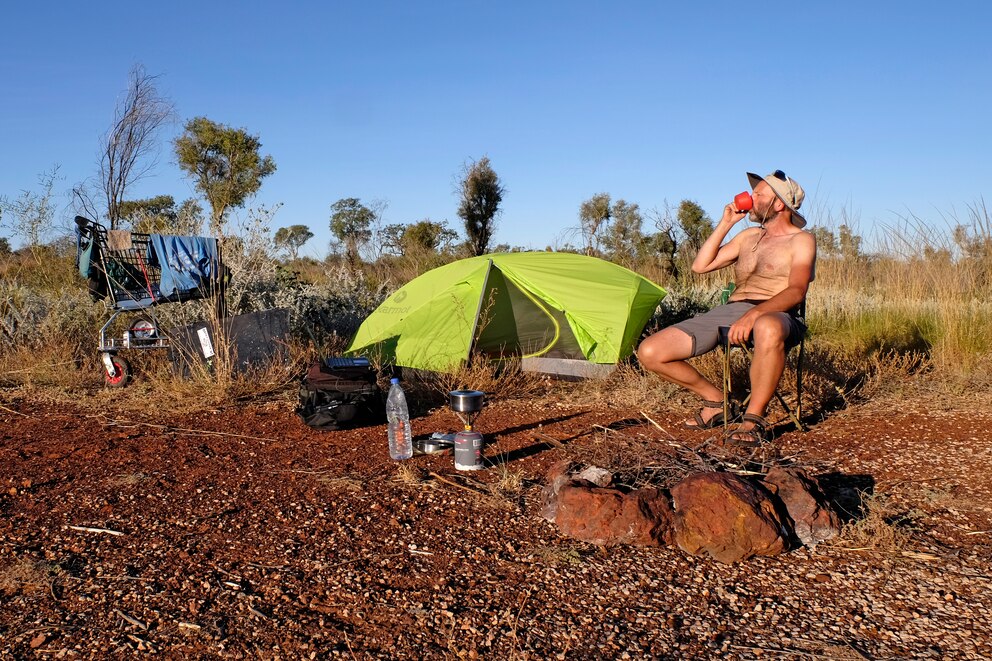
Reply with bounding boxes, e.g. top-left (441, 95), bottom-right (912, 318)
top-left (692, 203), bottom-right (748, 274)
top-left (725, 232), bottom-right (817, 346)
